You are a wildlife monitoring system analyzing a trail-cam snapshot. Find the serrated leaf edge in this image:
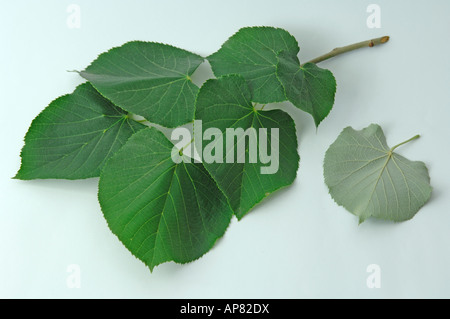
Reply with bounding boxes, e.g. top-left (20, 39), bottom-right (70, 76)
top-left (97, 127), bottom-right (234, 272)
